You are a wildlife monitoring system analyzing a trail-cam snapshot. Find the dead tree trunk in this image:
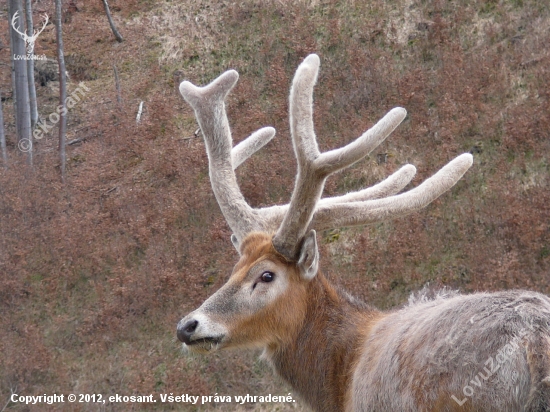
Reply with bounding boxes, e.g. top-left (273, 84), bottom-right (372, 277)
top-left (25, 0), bottom-right (38, 128)
top-left (9, 0), bottom-right (32, 164)
top-left (0, 89), bottom-right (7, 168)
top-left (101, 0), bottom-right (124, 42)
top-left (55, 0), bottom-right (67, 182)
top-left (113, 64), bottom-right (122, 105)
top-left (8, 9), bottom-right (17, 138)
